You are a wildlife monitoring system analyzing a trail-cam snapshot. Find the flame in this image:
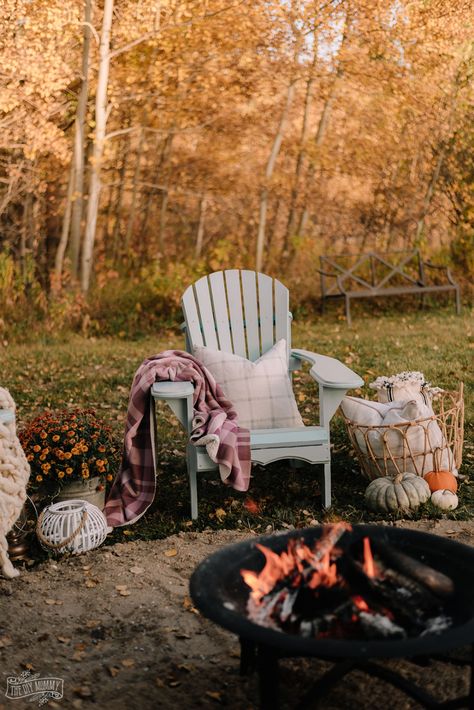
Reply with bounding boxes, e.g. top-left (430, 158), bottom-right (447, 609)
top-left (241, 523), bottom-right (351, 603)
top-left (352, 595), bottom-right (370, 612)
top-left (362, 537), bottom-right (377, 578)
